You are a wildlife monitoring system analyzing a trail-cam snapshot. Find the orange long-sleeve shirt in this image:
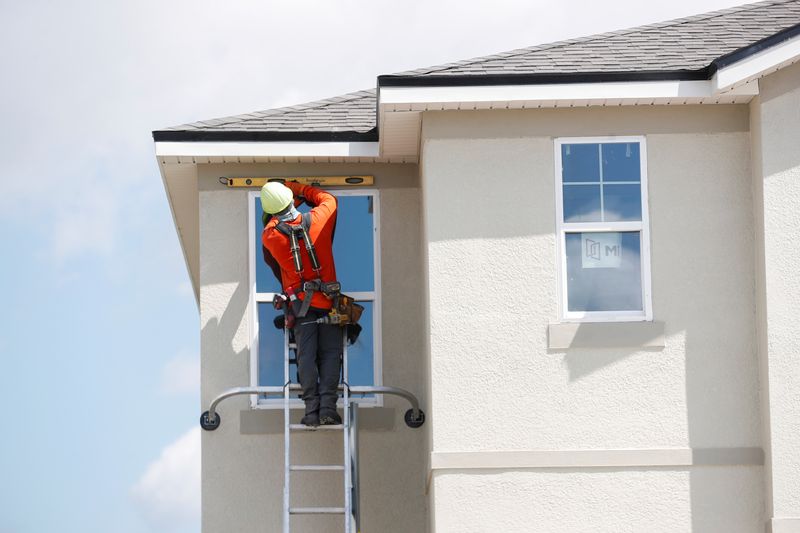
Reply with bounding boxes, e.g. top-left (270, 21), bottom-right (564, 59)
top-left (262, 182), bottom-right (338, 310)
